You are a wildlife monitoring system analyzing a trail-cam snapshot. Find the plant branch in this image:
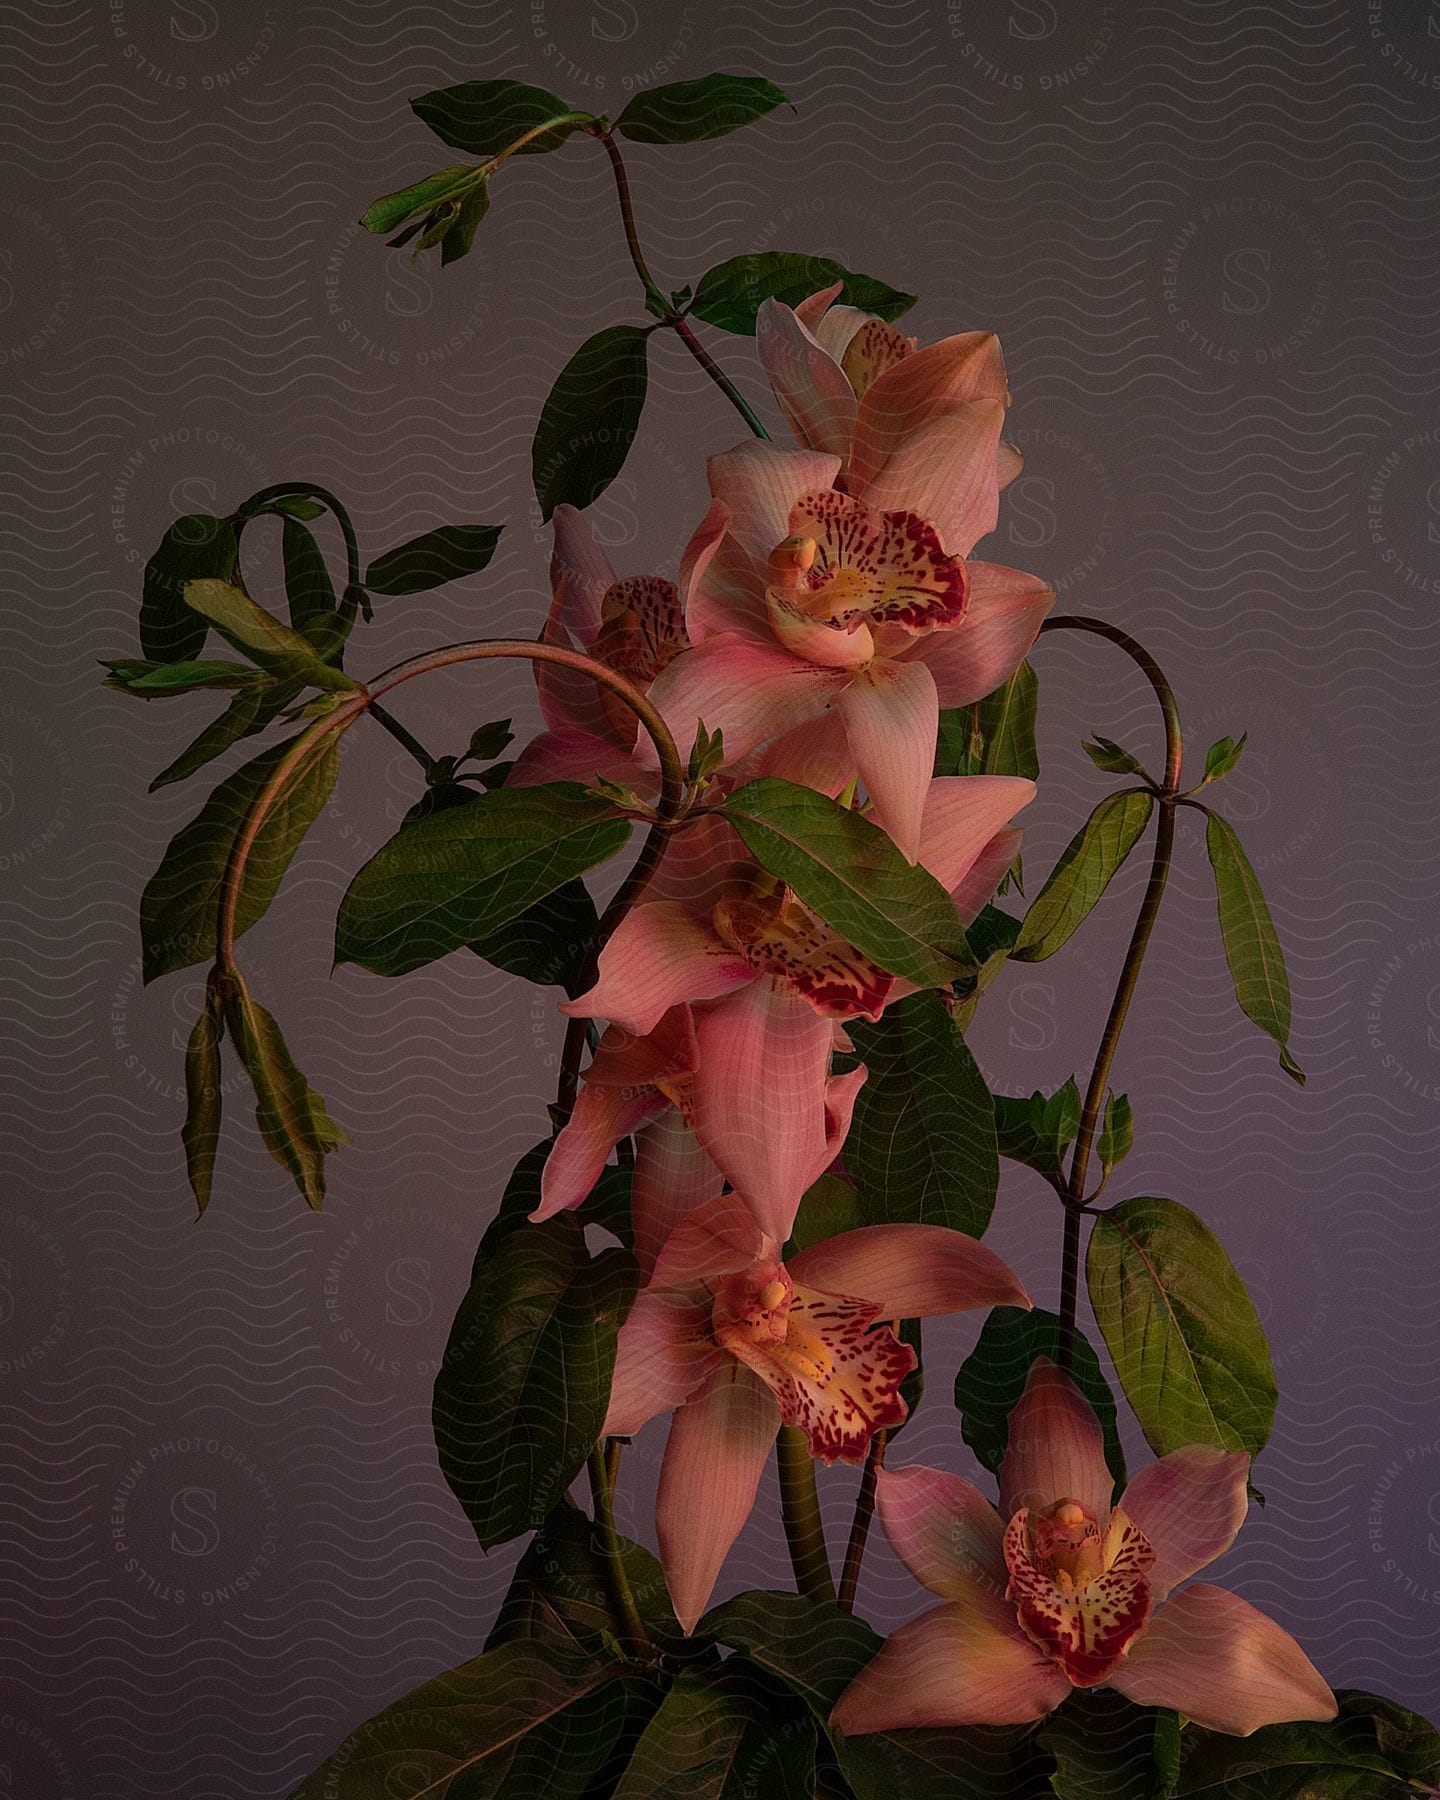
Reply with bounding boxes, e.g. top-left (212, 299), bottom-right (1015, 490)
top-left (367, 698), bottom-right (436, 773)
top-left (587, 1444), bottom-right (650, 1653)
top-left (240, 481), bottom-right (362, 593)
top-left (1040, 614), bottom-right (1183, 792)
top-left (777, 1425), bottom-right (835, 1605)
top-left (837, 1429), bottom-right (886, 1611)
